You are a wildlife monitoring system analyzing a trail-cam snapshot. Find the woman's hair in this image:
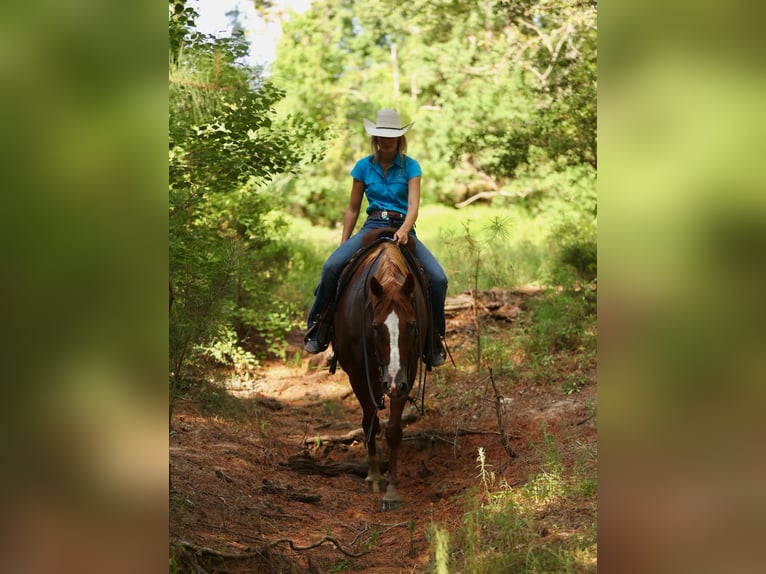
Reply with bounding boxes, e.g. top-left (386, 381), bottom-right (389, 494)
top-left (370, 135), bottom-right (407, 164)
